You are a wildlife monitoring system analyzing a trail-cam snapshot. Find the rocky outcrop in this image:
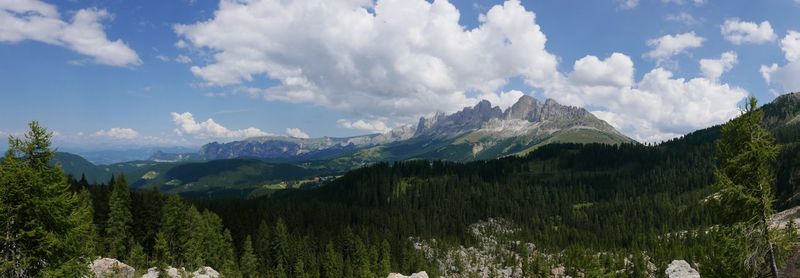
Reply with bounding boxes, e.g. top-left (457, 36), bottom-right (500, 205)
top-left (387, 272), bottom-right (429, 278)
top-left (665, 260), bottom-right (700, 278)
top-left (192, 266), bottom-right (220, 278)
top-left (90, 259), bottom-right (219, 278)
top-left (90, 258), bottom-right (135, 278)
